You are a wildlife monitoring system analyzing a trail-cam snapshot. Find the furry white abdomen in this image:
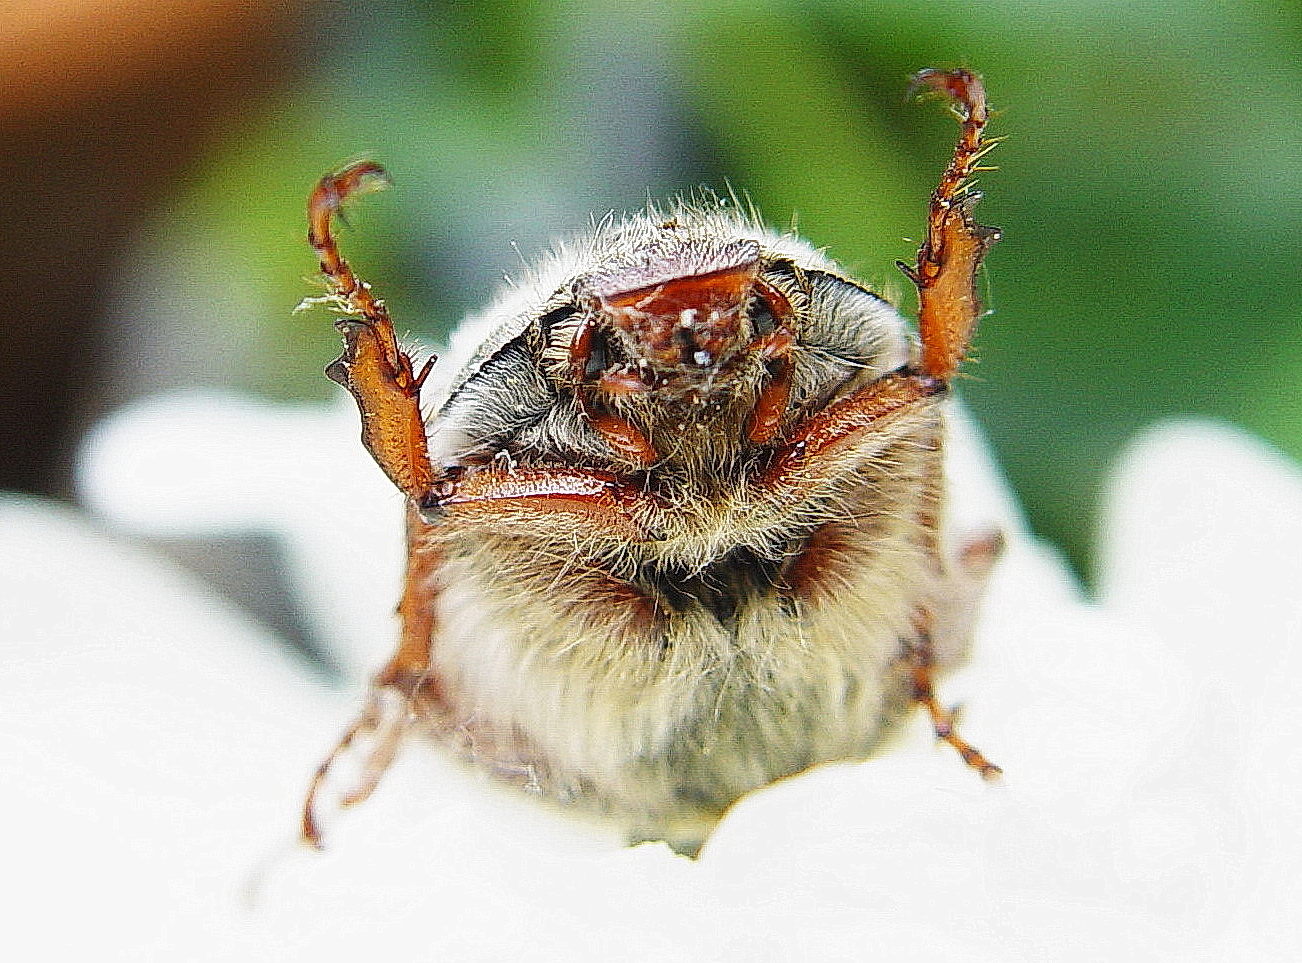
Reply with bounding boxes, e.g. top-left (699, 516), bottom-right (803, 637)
top-left (428, 553), bottom-right (929, 849)
top-left (418, 420), bottom-right (970, 851)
